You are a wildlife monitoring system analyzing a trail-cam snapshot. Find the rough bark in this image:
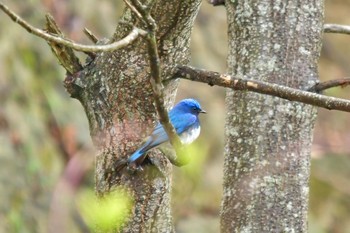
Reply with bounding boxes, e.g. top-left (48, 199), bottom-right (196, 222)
top-left (65, 1), bottom-right (201, 232)
top-left (221, 1), bottom-right (323, 232)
